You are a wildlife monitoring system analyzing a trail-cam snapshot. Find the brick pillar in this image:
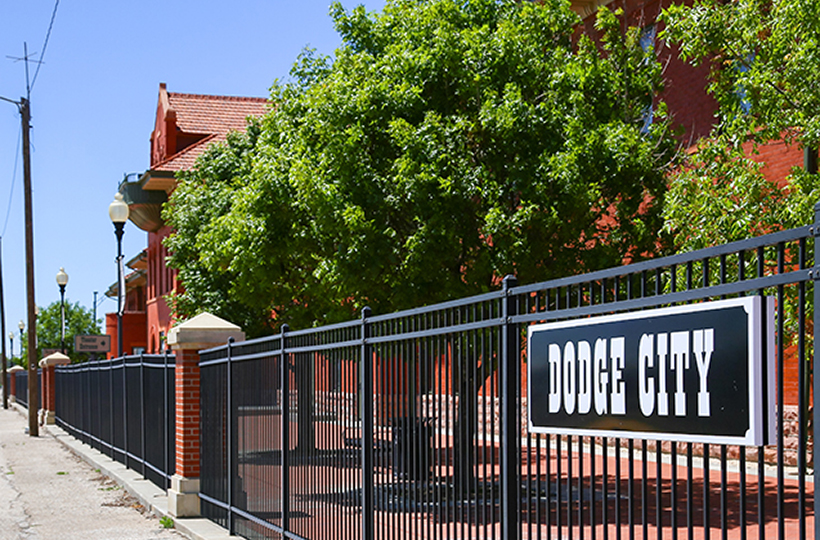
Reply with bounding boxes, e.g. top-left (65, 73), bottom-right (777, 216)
top-left (38, 352), bottom-right (69, 425)
top-left (8, 366), bottom-right (22, 403)
top-left (174, 348), bottom-right (201, 478)
top-left (166, 313), bottom-right (244, 518)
